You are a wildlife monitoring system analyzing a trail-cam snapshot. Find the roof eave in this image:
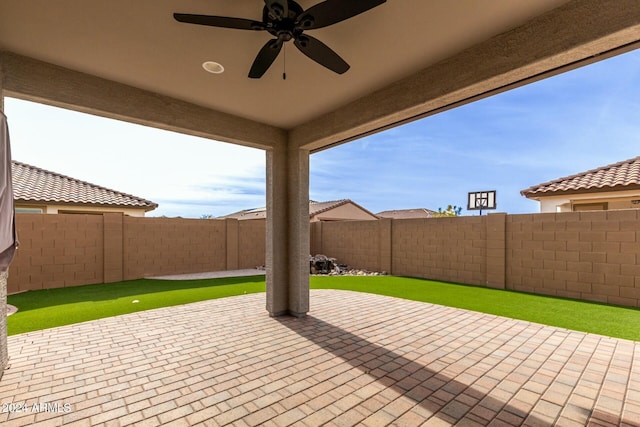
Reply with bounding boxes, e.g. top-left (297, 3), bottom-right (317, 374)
top-left (14, 198), bottom-right (157, 211)
top-left (522, 183), bottom-right (640, 199)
